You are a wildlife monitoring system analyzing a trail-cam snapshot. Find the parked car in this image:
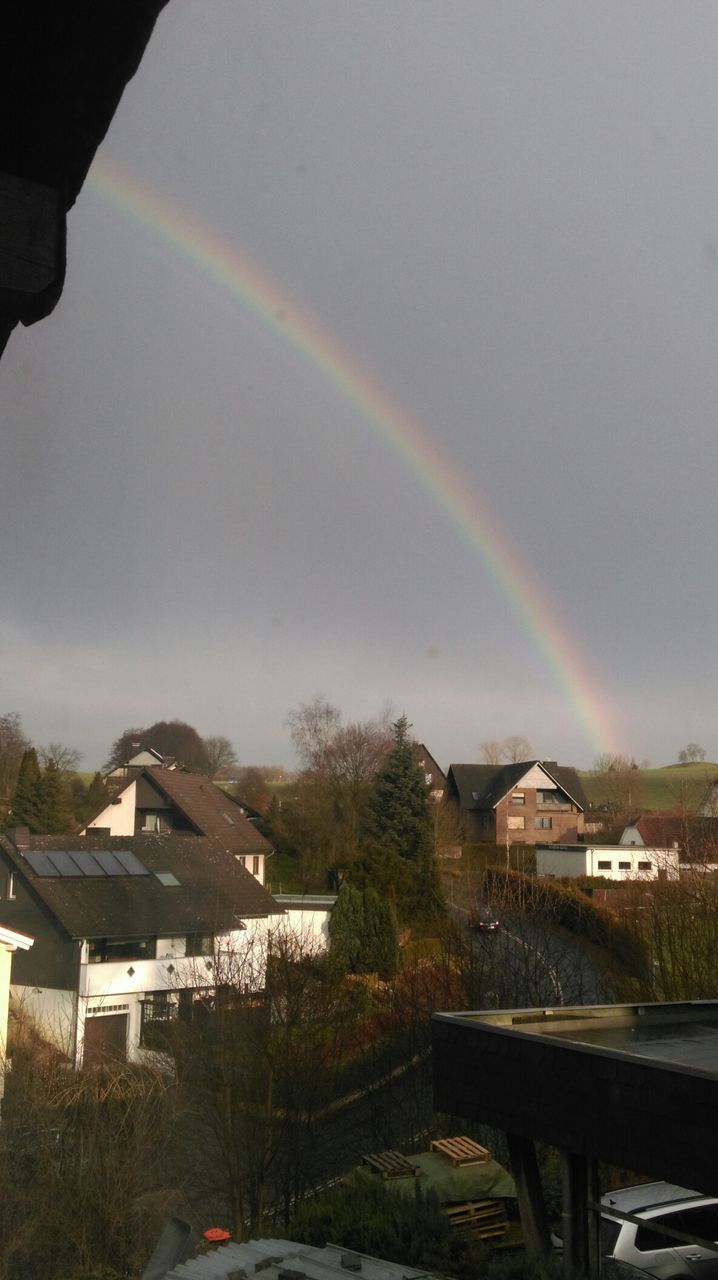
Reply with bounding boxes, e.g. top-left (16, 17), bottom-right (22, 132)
top-left (470, 904), bottom-right (501, 932)
top-left (554, 1182), bottom-right (718, 1279)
